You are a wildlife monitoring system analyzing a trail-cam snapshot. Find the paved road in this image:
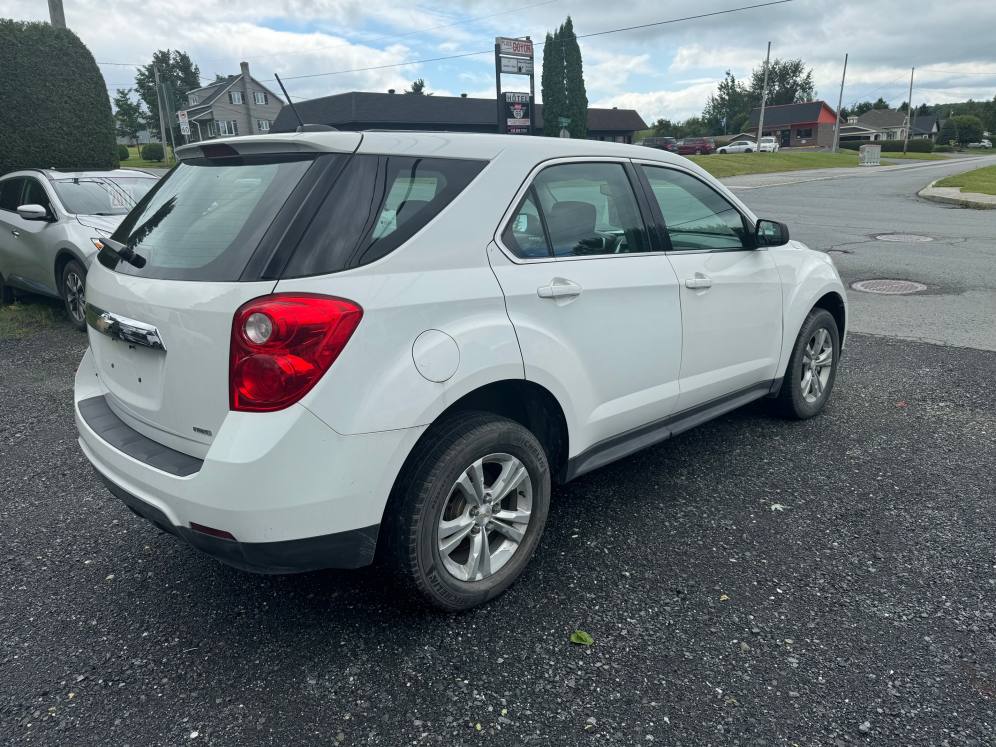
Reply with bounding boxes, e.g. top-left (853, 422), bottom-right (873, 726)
top-left (727, 154), bottom-right (996, 351)
top-left (2, 157), bottom-right (995, 745)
